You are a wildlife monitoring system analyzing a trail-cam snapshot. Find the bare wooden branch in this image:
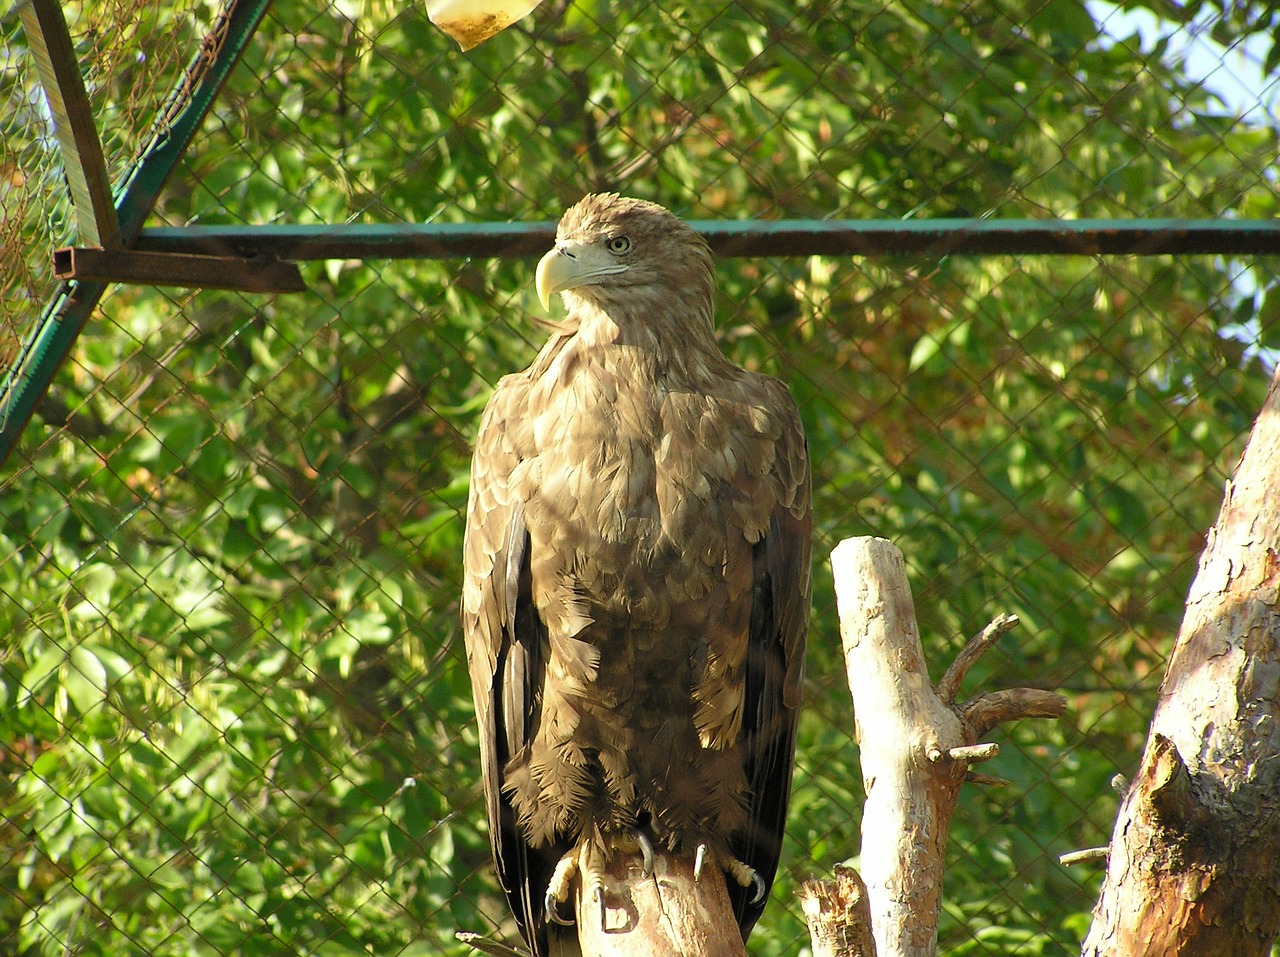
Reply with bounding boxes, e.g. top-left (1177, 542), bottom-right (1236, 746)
top-left (830, 536), bottom-right (1068, 957)
top-left (960, 688), bottom-right (1068, 739)
top-left (944, 743), bottom-right (1000, 763)
top-left (936, 613), bottom-right (1020, 703)
top-left (801, 865), bottom-right (877, 957)
top-left (936, 614), bottom-right (1013, 701)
